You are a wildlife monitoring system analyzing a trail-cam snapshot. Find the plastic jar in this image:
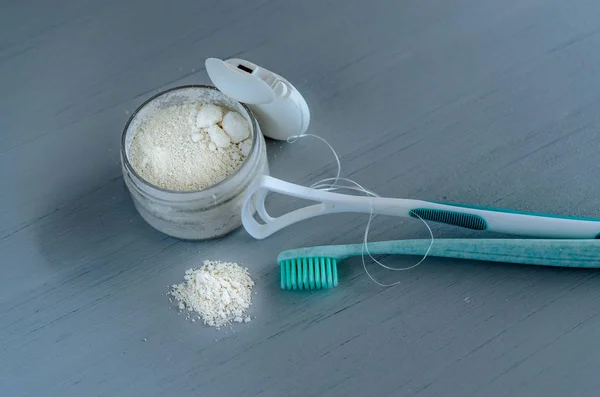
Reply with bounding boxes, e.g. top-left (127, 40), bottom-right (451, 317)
top-left (120, 85), bottom-right (269, 240)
